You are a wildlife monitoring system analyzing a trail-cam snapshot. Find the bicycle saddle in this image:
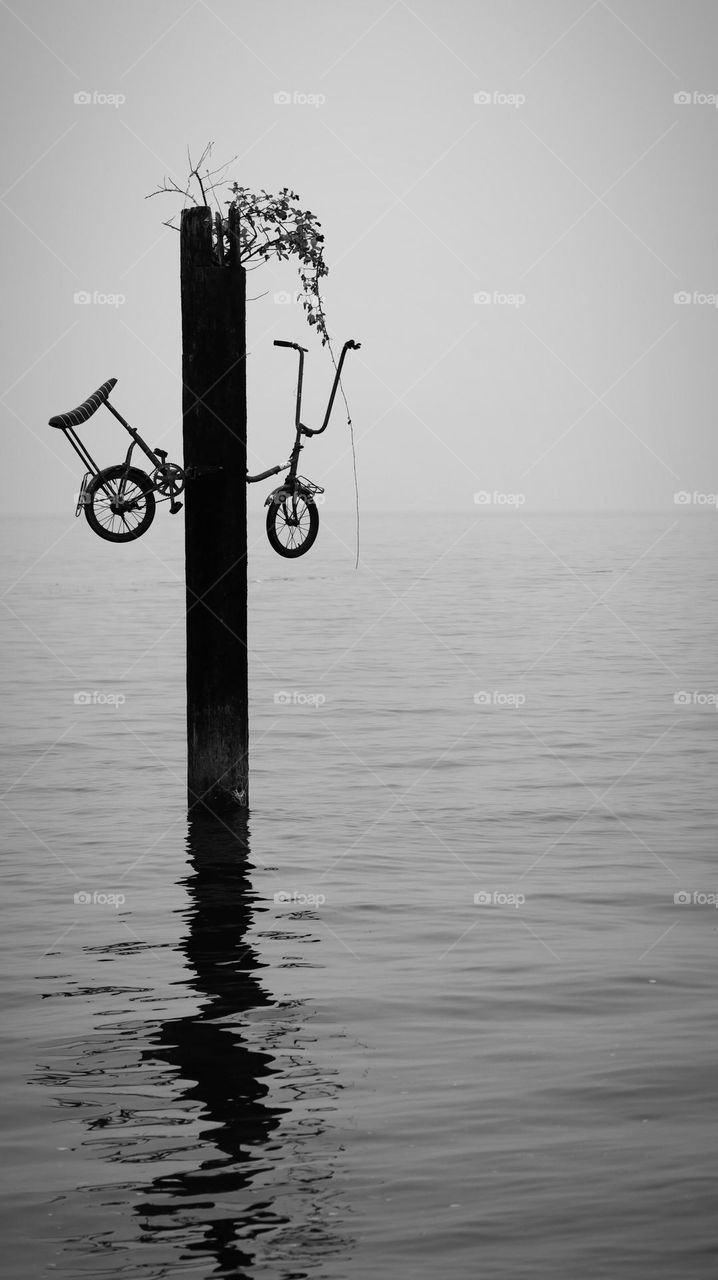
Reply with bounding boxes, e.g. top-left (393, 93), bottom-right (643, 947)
top-left (49, 377), bottom-right (117, 428)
